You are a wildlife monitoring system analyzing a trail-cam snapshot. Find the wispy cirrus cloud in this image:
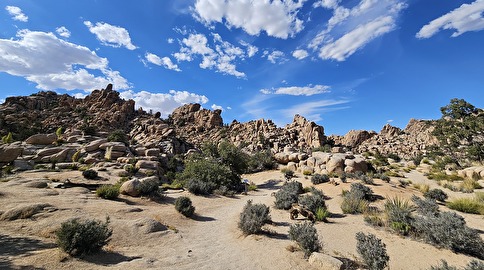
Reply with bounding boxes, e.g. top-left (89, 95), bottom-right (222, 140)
top-left (84, 21), bottom-right (137, 50)
top-left (260, 84), bottom-right (330, 96)
top-left (0, 29), bottom-right (129, 91)
top-left (192, 0), bottom-right (306, 39)
top-left (416, 0), bottom-right (484, 38)
top-left (5, 6), bottom-right (28, 22)
top-left (310, 0), bottom-right (406, 61)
